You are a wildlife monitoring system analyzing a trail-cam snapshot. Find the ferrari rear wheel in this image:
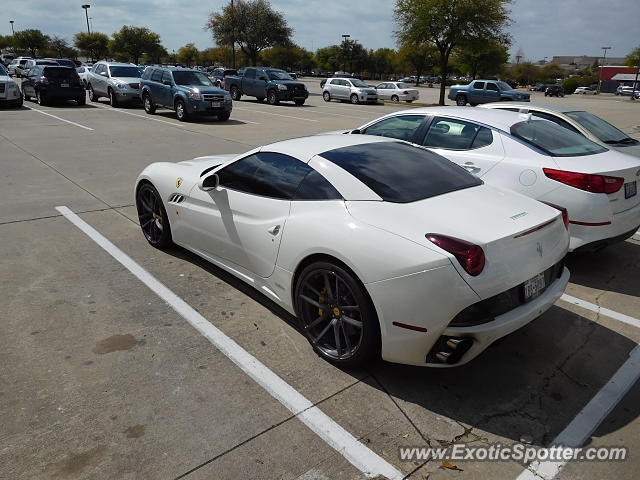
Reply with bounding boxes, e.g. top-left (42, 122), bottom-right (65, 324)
top-left (136, 182), bottom-right (173, 249)
top-left (295, 261), bottom-right (380, 366)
